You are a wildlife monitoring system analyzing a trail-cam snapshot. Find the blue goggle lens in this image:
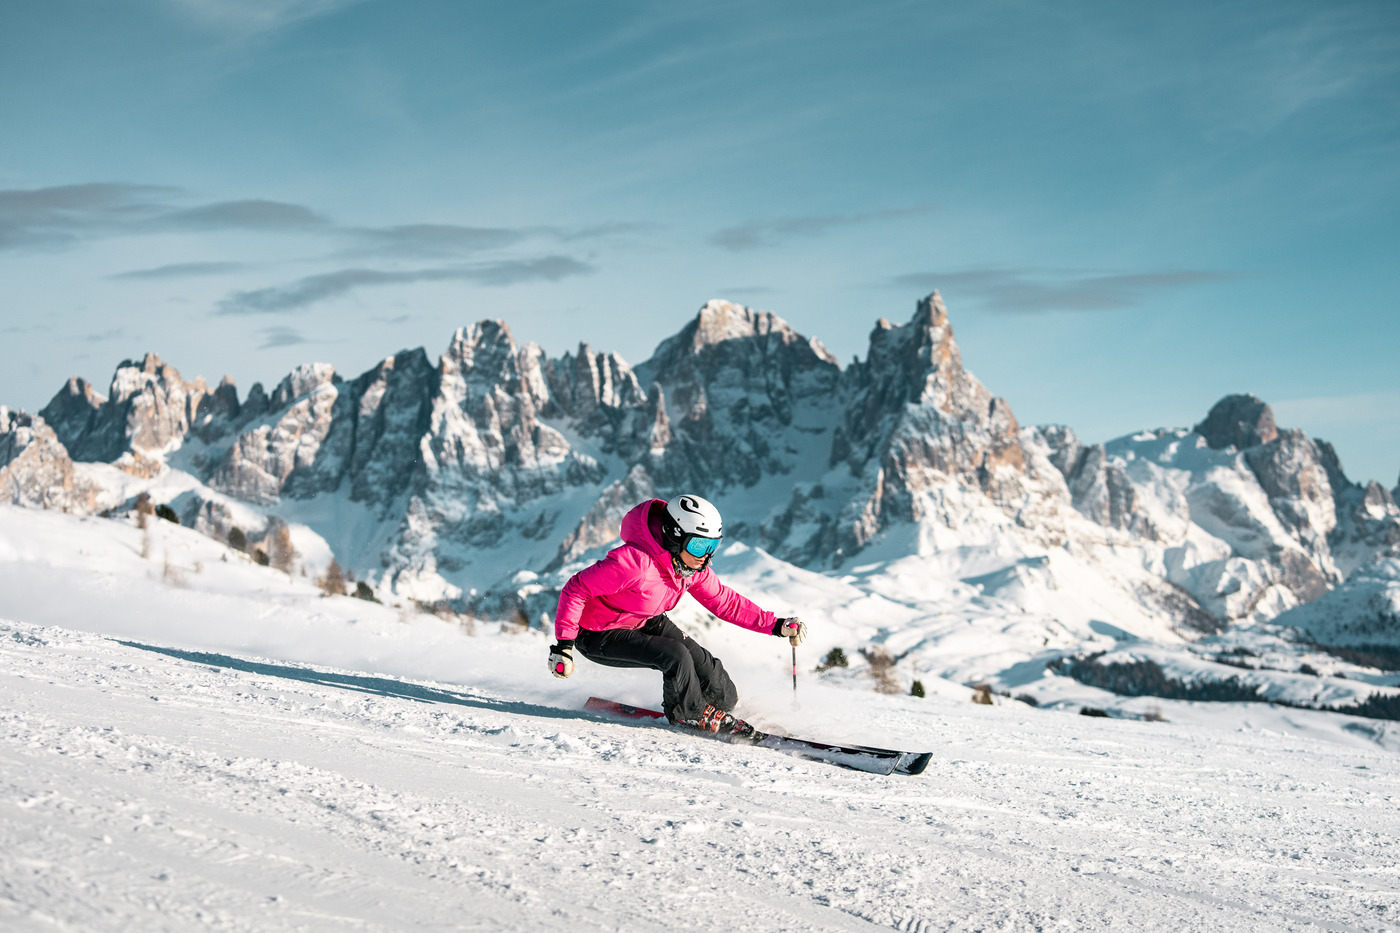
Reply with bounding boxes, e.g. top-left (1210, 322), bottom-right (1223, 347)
top-left (684, 536), bottom-right (720, 558)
